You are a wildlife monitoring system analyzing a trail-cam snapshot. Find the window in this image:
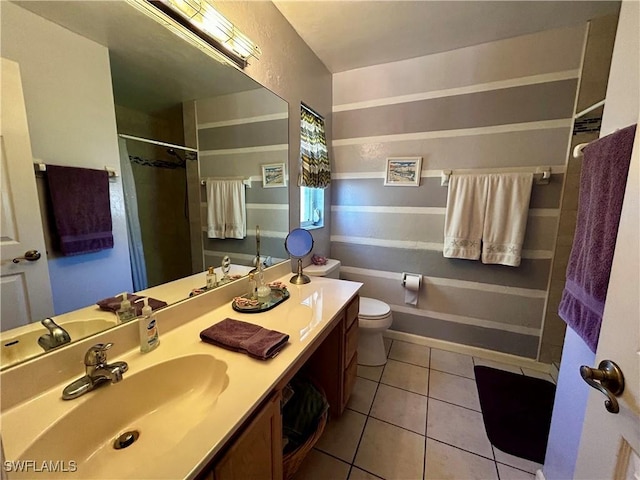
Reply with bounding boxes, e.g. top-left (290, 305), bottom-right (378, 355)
top-left (300, 186), bottom-right (324, 229)
top-left (299, 103), bottom-right (330, 230)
